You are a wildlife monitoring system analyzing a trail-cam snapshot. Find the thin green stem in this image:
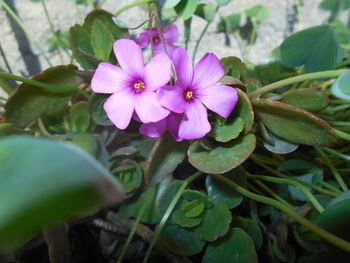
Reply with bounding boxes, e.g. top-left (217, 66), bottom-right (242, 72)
top-left (319, 181), bottom-right (342, 195)
top-left (251, 155), bottom-right (339, 197)
top-left (249, 69), bottom-right (349, 98)
top-left (323, 148), bottom-right (350, 161)
top-left (209, 174), bottom-right (350, 253)
top-left (336, 58), bottom-right (350, 68)
top-left (330, 121), bottom-right (350, 127)
top-left (333, 128), bottom-right (350, 142)
top-left (315, 147), bottom-right (348, 192)
top-left (0, 0), bottom-right (52, 66)
top-left (143, 172), bottom-right (202, 263)
top-left (37, 118), bottom-right (52, 138)
top-left (42, 0), bottom-right (64, 64)
top-left (0, 41), bottom-right (13, 73)
top-left (115, 0), bottom-right (153, 16)
top-left (0, 78), bottom-right (13, 95)
top-left (248, 174), bottom-right (324, 213)
top-left (253, 179), bottom-right (293, 208)
top-left (0, 71), bottom-right (89, 98)
top-left (116, 190), bottom-right (150, 263)
top-left (243, 21), bottom-right (257, 61)
top-left (192, 22), bottom-right (210, 64)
